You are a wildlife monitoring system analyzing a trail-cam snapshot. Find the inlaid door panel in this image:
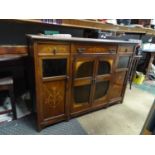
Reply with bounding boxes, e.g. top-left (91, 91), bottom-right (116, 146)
top-left (42, 80), bottom-right (66, 119)
top-left (38, 55), bottom-right (69, 122)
